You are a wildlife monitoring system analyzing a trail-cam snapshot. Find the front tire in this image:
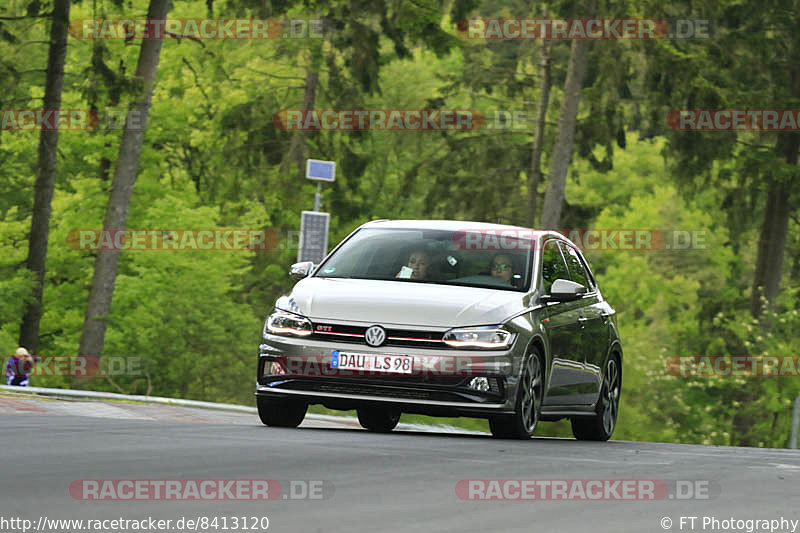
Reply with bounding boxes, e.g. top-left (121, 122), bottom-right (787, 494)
top-left (357, 406), bottom-right (401, 432)
top-left (571, 355), bottom-right (621, 441)
top-left (257, 396), bottom-right (307, 427)
top-left (489, 349), bottom-right (544, 440)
